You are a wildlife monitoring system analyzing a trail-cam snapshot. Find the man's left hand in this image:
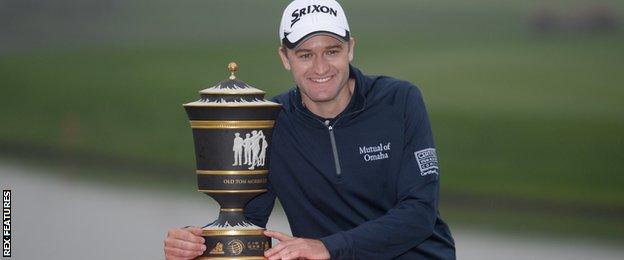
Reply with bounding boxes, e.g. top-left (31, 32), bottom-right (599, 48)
top-left (264, 230), bottom-right (330, 260)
